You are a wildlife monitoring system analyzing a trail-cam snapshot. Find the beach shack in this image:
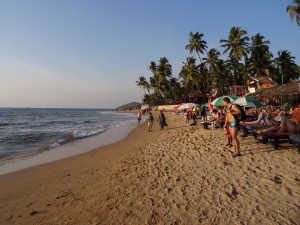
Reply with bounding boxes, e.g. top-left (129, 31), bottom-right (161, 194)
top-left (247, 80), bottom-right (300, 107)
top-left (247, 76), bottom-right (278, 94)
top-left (230, 85), bottom-right (247, 96)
